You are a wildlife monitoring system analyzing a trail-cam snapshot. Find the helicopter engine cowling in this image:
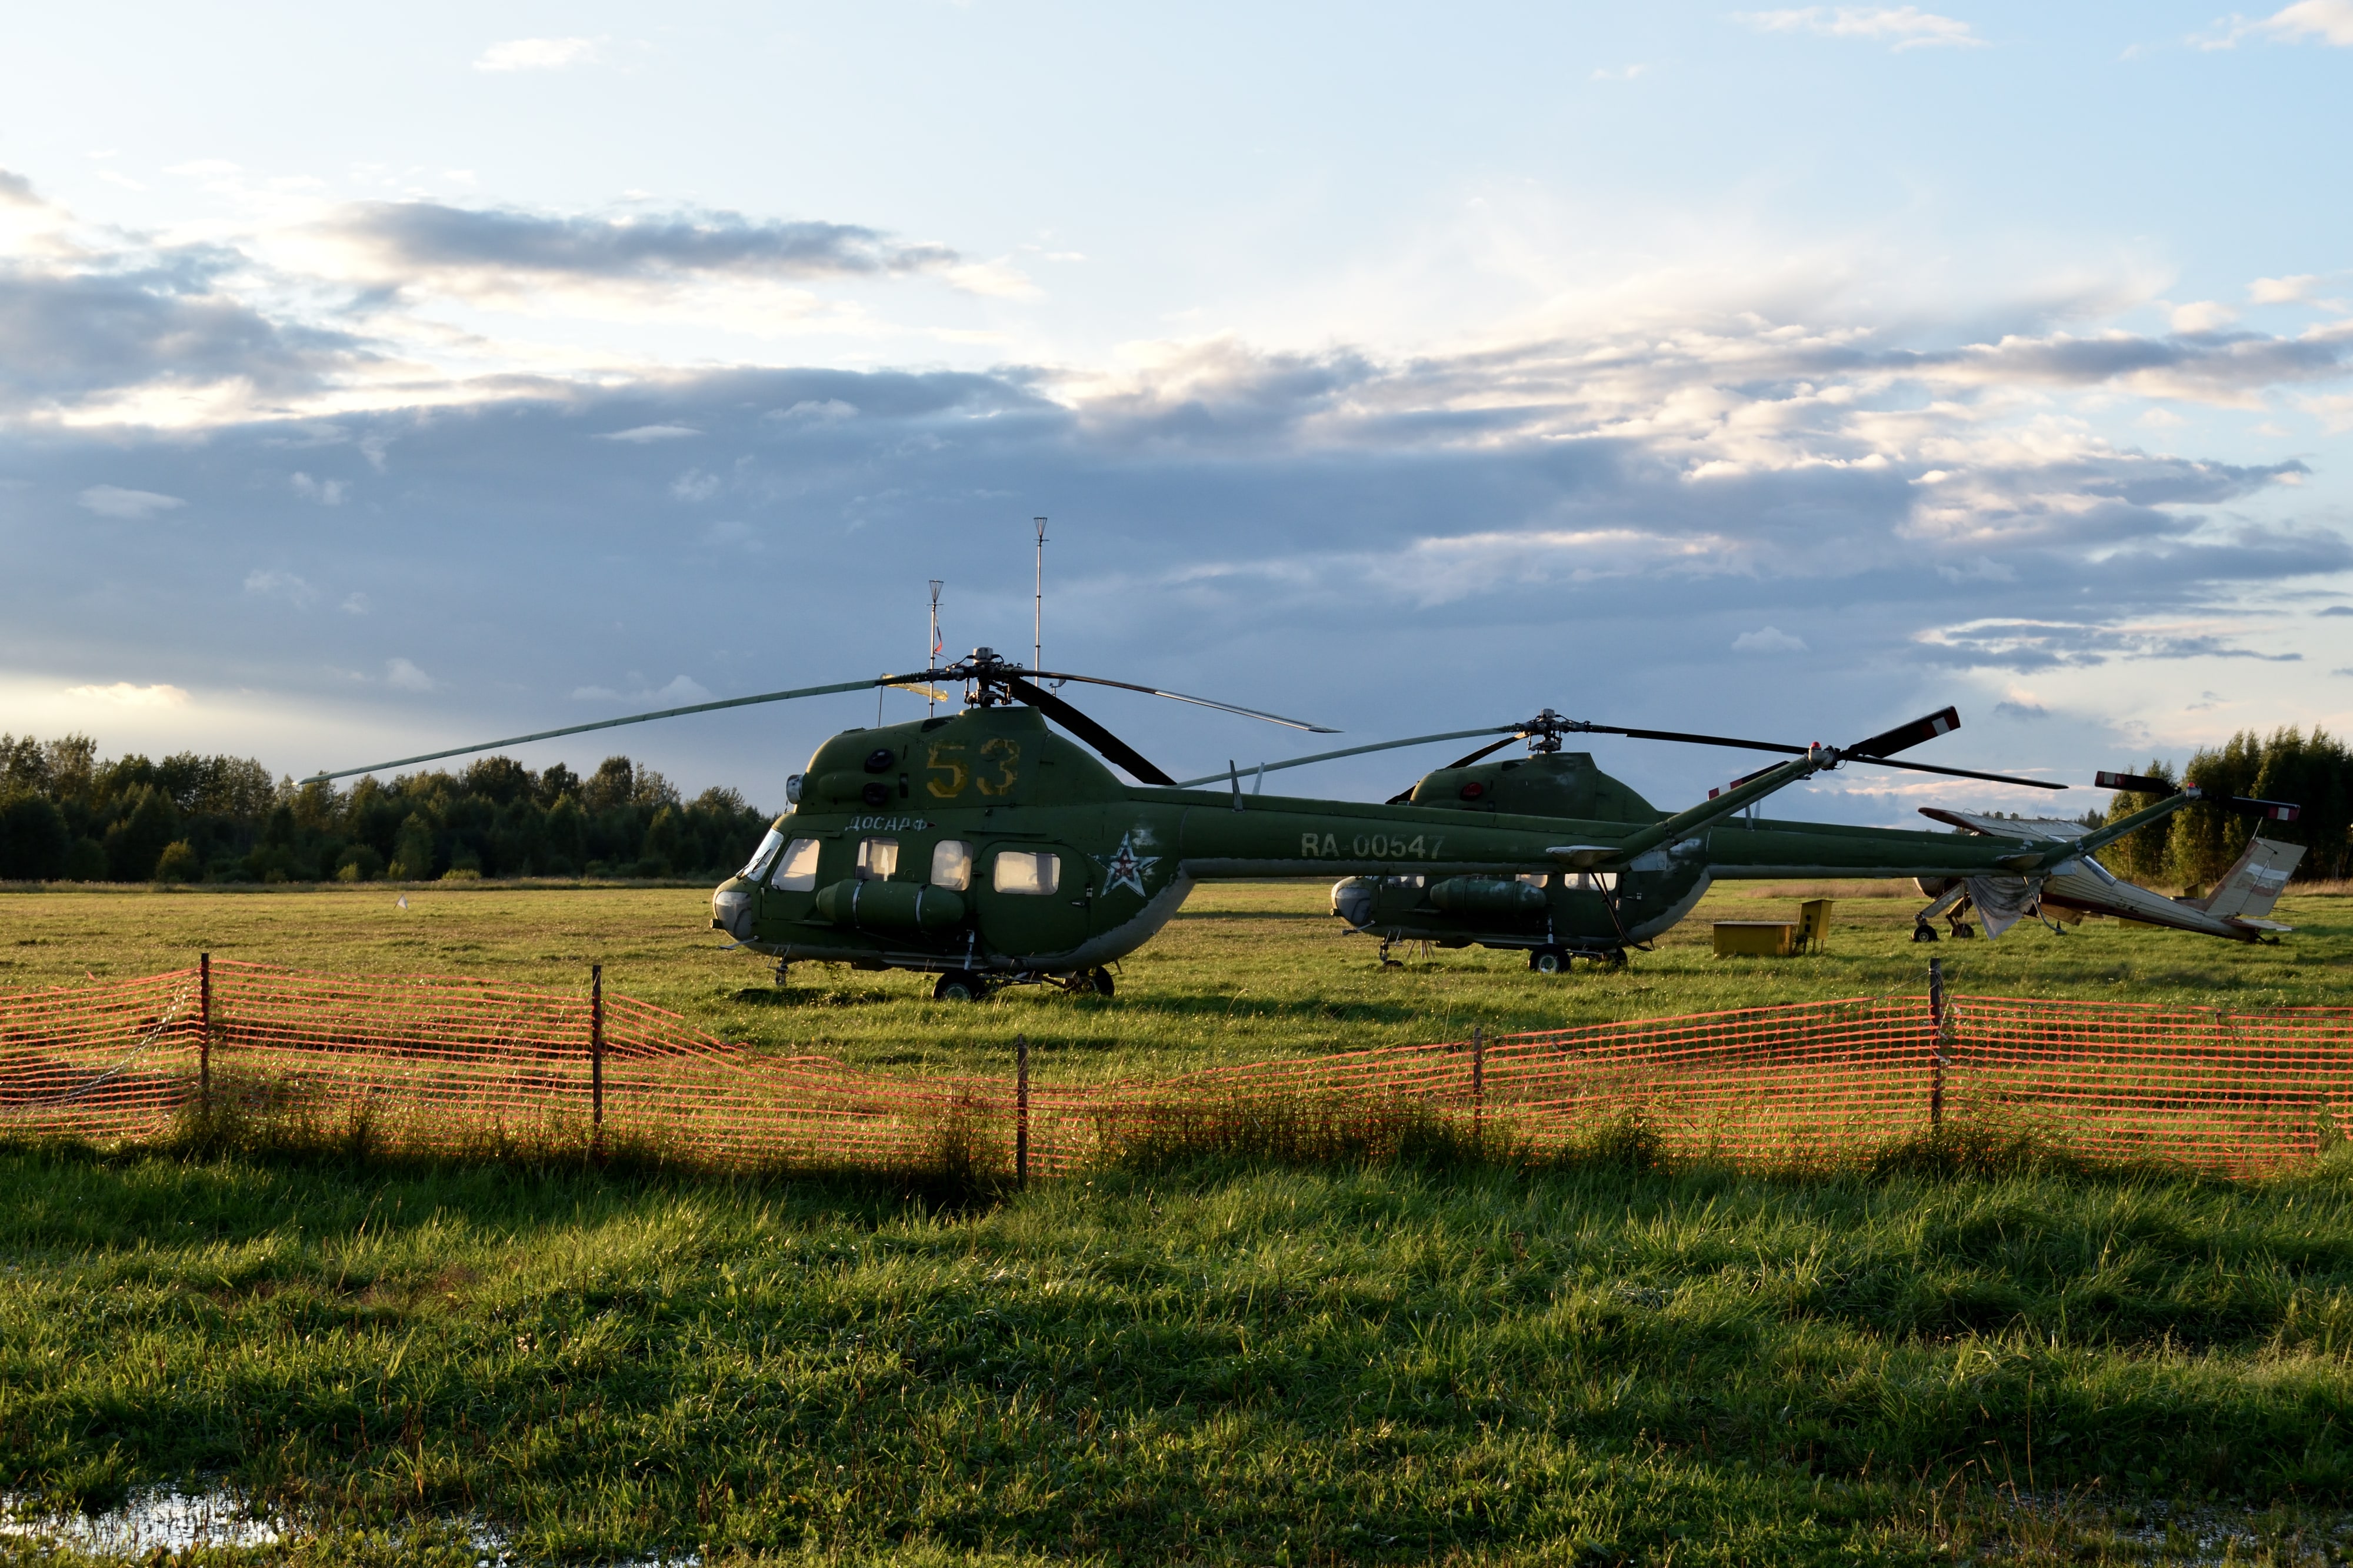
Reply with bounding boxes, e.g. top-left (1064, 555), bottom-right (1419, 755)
top-left (1915, 876), bottom-right (1959, 898)
top-left (813, 878), bottom-right (968, 933)
top-left (712, 885), bottom-right (755, 940)
top-left (1428, 876), bottom-right (1545, 915)
top-left (1331, 878), bottom-right (1377, 928)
